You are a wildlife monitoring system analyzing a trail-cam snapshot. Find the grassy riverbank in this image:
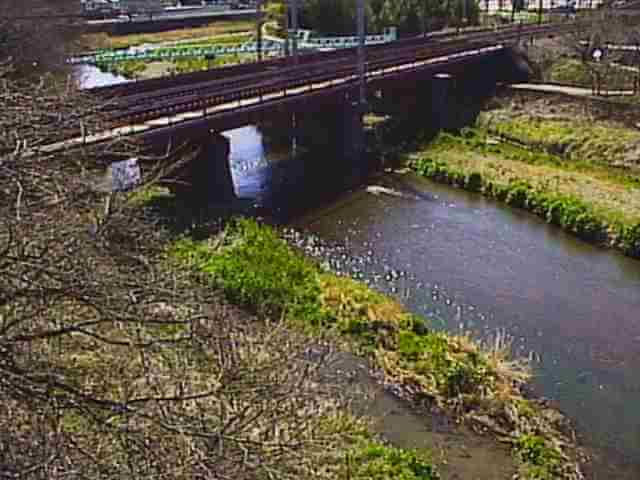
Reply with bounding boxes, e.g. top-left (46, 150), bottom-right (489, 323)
top-left (81, 21), bottom-right (255, 50)
top-left (408, 120), bottom-right (640, 259)
top-left (549, 59), bottom-right (635, 91)
top-left (98, 53), bottom-right (251, 79)
top-left (170, 218), bottom-right (584, 480)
